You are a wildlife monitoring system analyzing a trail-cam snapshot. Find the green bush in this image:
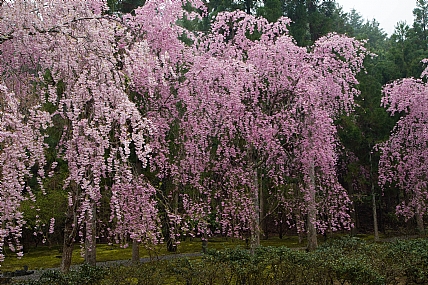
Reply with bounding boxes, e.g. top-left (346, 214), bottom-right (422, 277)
top-left (384, 239), bottom-right (428, 284)
top-left (15, 238), bottom-right (428, 285)
top-left (14, 264), bottom-right (107, 285)
top-left (100, 262), bottom-right (167, 285)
